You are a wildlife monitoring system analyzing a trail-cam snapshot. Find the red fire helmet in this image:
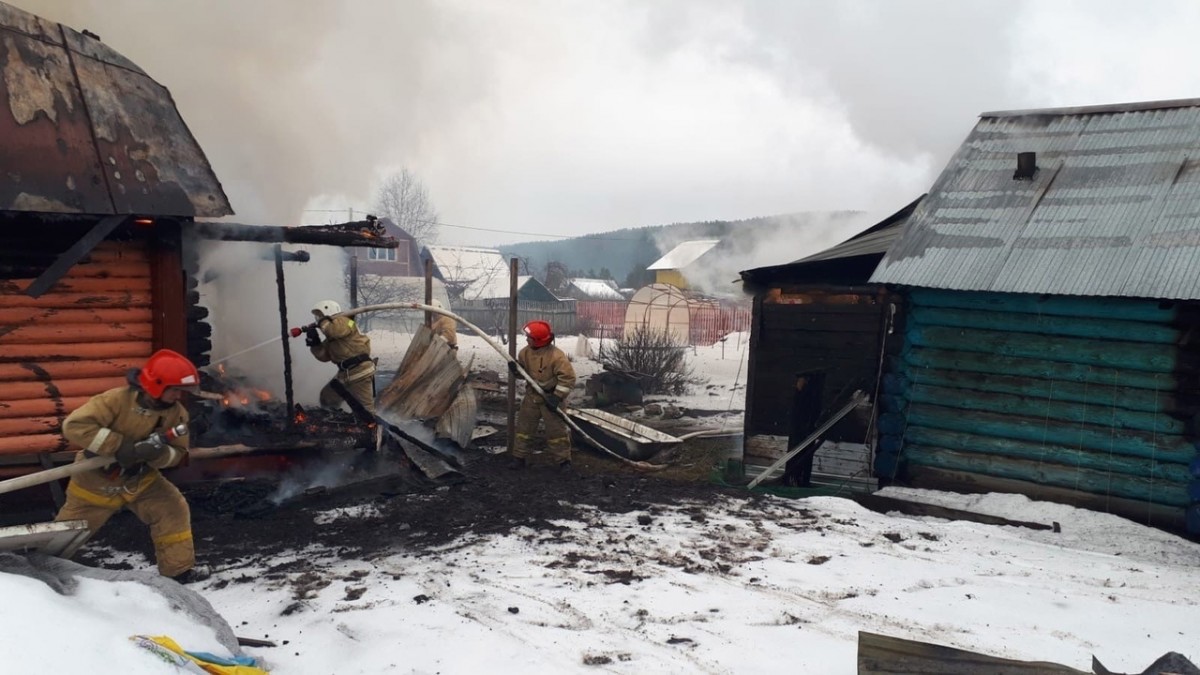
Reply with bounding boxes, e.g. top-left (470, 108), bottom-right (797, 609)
top-left (523, 320), bottom-right (554, 348)
top-left (138, 349), bottom-right (201, 399)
